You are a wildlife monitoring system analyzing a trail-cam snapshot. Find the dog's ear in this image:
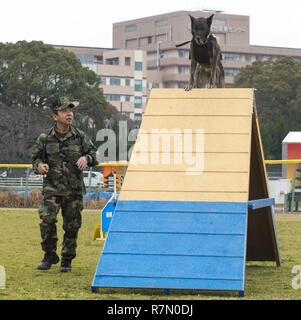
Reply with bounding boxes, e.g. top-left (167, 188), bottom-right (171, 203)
top-left (207, 14), bottom-right (214, 28)
top-left (189, 14), bottom-right (196, 25)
